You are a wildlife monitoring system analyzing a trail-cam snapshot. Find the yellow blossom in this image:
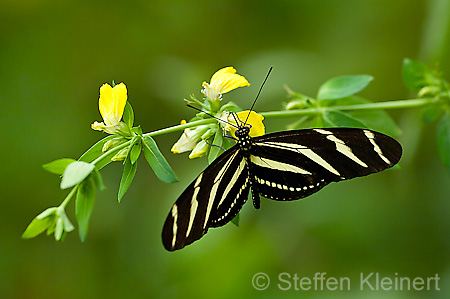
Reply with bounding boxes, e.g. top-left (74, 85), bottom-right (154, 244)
top-left (225, 110), bottom-right (265, 138)
top-left (91, 83), bottom-right (128, 134)
top-left (201, 67), bottom-right (250, 100)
